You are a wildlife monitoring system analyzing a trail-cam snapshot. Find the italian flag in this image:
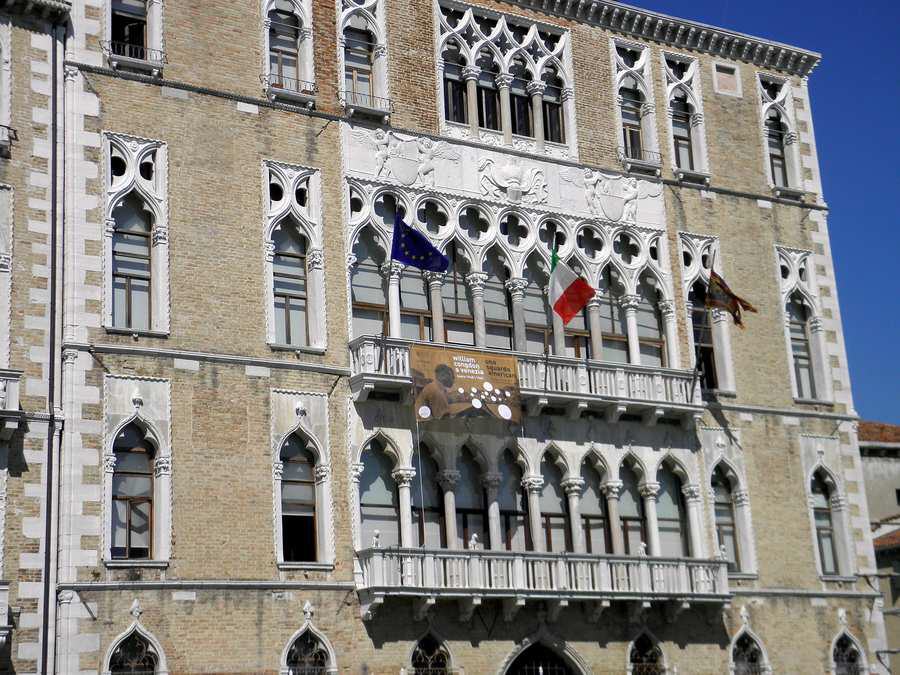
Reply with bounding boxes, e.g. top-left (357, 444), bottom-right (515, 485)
top-left (549, 247), bottom-right (595, 325)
